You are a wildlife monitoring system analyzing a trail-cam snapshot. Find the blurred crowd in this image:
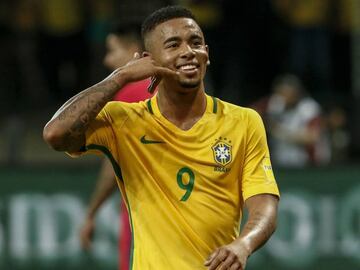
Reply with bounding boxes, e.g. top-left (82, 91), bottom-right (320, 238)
top-left (0, 0), bottom-right (358, 166)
